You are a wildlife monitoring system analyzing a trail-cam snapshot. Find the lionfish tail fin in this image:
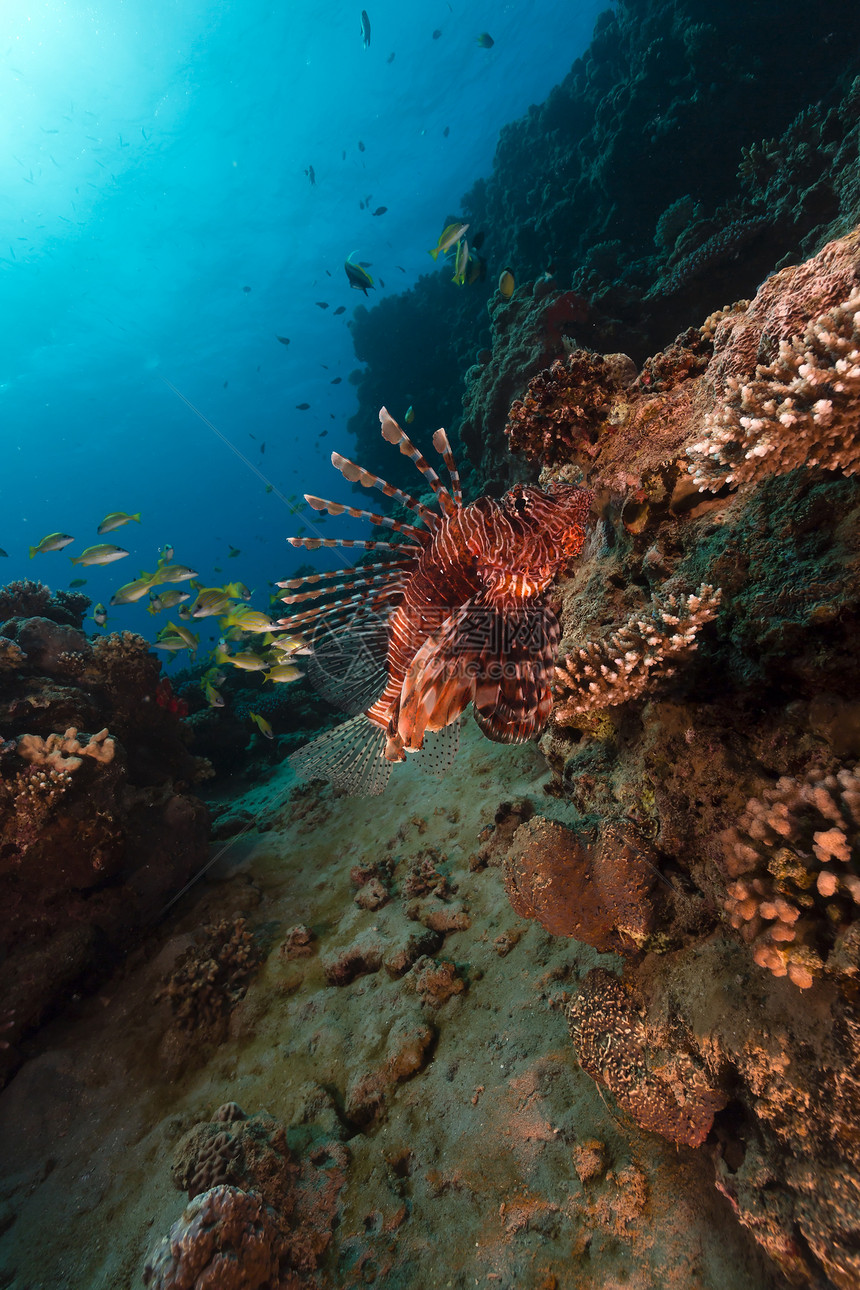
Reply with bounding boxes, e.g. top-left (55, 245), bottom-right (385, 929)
top-left (432, 428), bottom-right (462, 508)
top-left (379, 407), bottom-right (456, 515)
top-left (289, 714), bottom-right (393, 796)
